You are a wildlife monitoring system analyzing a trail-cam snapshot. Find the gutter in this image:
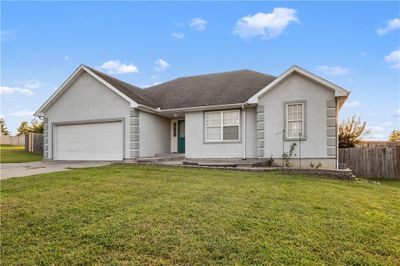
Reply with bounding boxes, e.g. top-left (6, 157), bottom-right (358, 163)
top-left (136, 104), bottom-right (158, 114)
top-left (137, 102), bottom-right (256, 114)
